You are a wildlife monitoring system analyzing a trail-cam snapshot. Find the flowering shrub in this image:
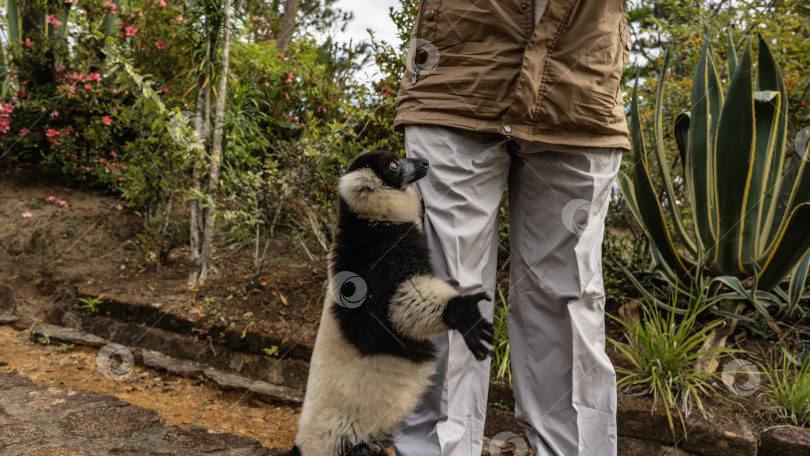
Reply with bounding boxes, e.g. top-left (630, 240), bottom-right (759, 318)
top-left (0, 0), bottom-right (193, 190)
